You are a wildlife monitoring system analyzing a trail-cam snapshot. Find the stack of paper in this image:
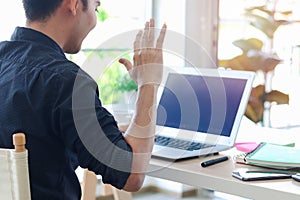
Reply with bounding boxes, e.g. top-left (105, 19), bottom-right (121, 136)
top-left (234, 142), bottom-right (300, 170)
